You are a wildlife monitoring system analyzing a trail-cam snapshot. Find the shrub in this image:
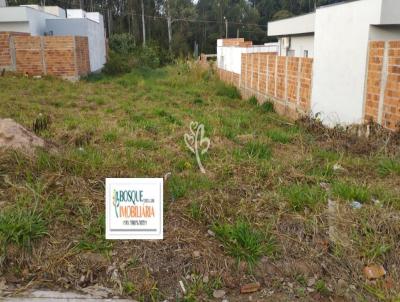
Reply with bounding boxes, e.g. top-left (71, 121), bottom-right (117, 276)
top-left (261, 100), bottom-right (275, 113)
top-left (103, 51), bottom-right (134, 75)
top-left (109, 33), bottom-right (136, 55)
